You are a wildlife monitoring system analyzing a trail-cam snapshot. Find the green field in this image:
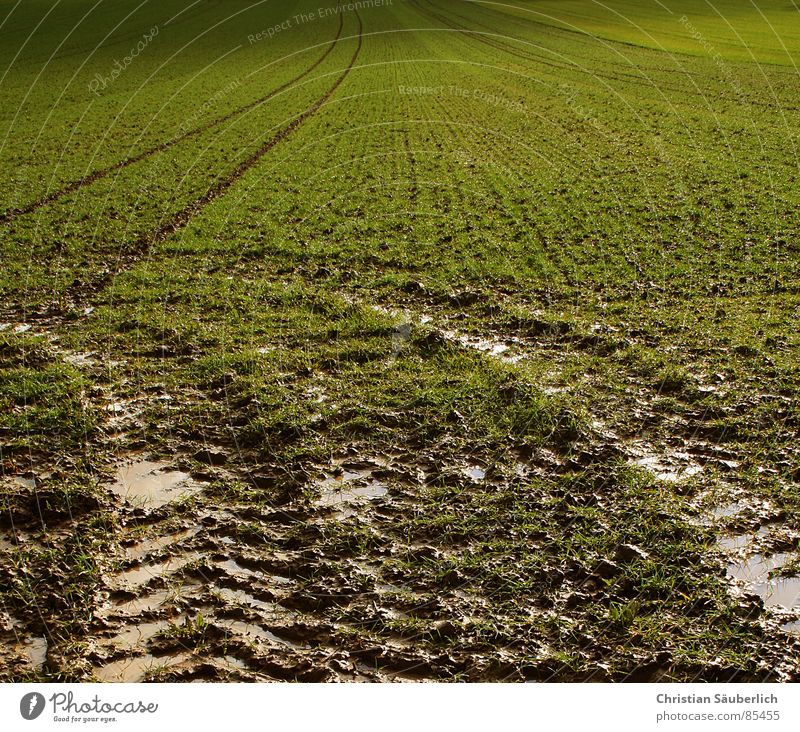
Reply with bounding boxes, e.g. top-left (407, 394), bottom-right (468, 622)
top-left (1, 0), bottom-right (800, 682)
